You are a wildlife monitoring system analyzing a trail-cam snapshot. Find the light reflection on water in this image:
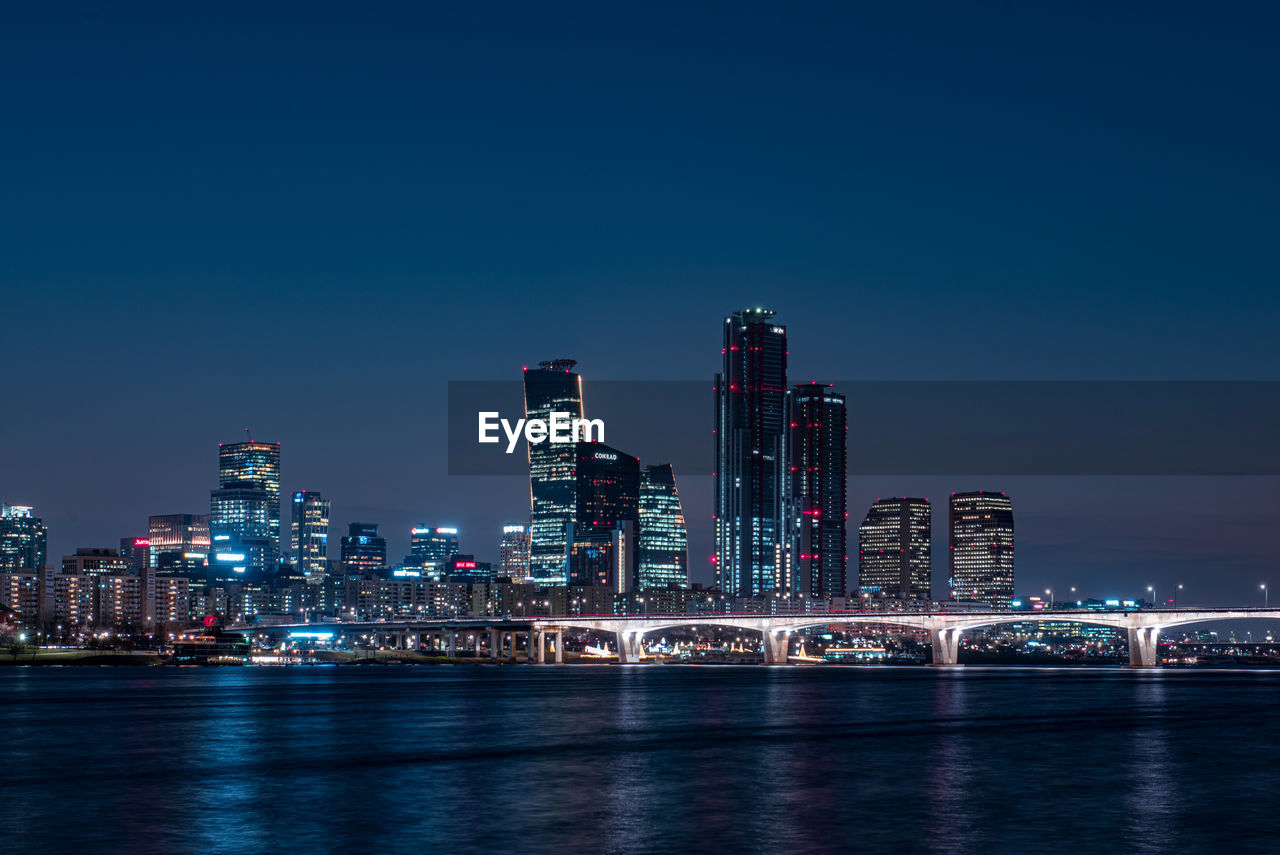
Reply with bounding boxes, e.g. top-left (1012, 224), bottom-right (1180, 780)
top-left (2, 666), bottom-right (1279, 855)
